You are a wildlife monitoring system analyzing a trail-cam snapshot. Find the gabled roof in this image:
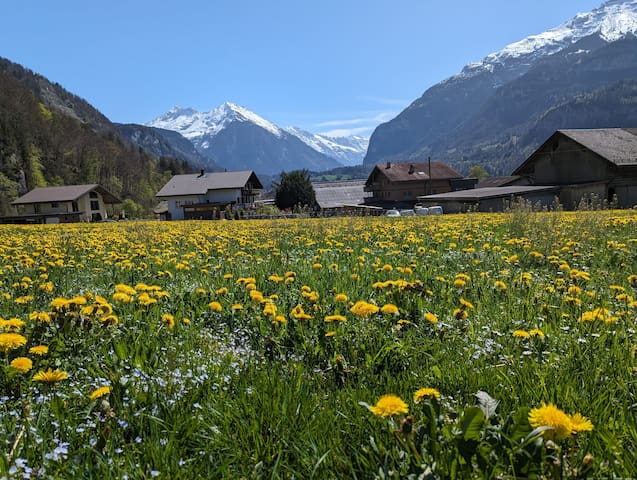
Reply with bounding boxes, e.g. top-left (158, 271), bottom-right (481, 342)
top-left (156, 171), bottom-right (263, 197)
top-left (312, 180), bottom-right (366, 209)
top-left (514, 128), bottom-right (637, 174)
top-left (11, 184), bottom-right (121, 205)
top-left (367, 161), bottom-right (462, 185)
top-left (559, 128), bottom-right (637, 166)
